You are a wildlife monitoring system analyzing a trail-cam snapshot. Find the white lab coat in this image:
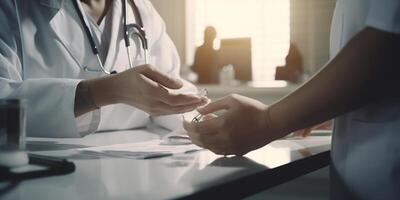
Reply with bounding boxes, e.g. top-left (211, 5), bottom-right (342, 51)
top-left (330, 0), bottom-right (400, 199)
top-left (0, 0), bottom-right (196, 138)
